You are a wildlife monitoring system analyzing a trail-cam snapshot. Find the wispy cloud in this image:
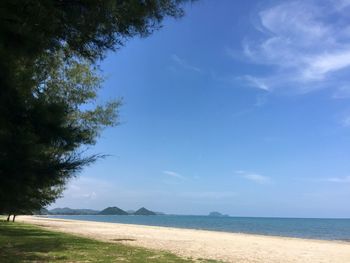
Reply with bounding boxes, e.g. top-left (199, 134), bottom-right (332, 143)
top-left (243, 75), bottom-right (270, 91)
top-left (236, 170), bottom-right (271, 184)
top-left (341, 115), bottom-right (350, 127)
top-left (163, 170), bottom-right (186, 180)
top-left (56, 177), bottom-right (112, 204)
top-left (324, 176), bottom-right (350, 183)
top-left (179, 191), bottom-right (237, 199)
top-left (71, 191), bottom-right (97, 200)
top-left (332, 86), bottom-right (350, 99)
top-left (171, 54), bottom-right (202, 73)
top-left (240, 0), bottom-right (350, 94)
